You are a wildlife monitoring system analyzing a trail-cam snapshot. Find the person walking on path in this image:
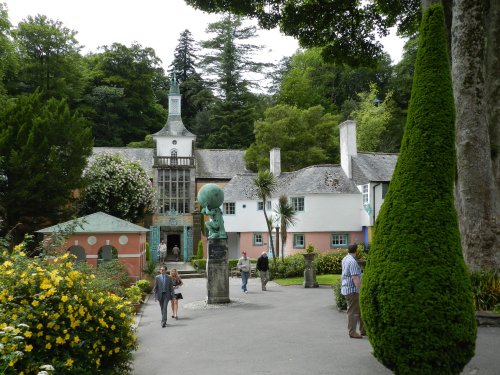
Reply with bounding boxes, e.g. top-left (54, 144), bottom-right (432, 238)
top-left (170, 268), bottom-right (183, 320)
top-left (172, 244), bottom-right (180, 261)
top-left (237, 251), bottom-right (251, 293)
top-left (152, 265), bottom-right (174, 327)
top-left (341, 244), bottom-right (365, 339)
top-left (256, 251), bottom-right (269, 291)
top-left (158, 240), bottom-right (167, 264)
